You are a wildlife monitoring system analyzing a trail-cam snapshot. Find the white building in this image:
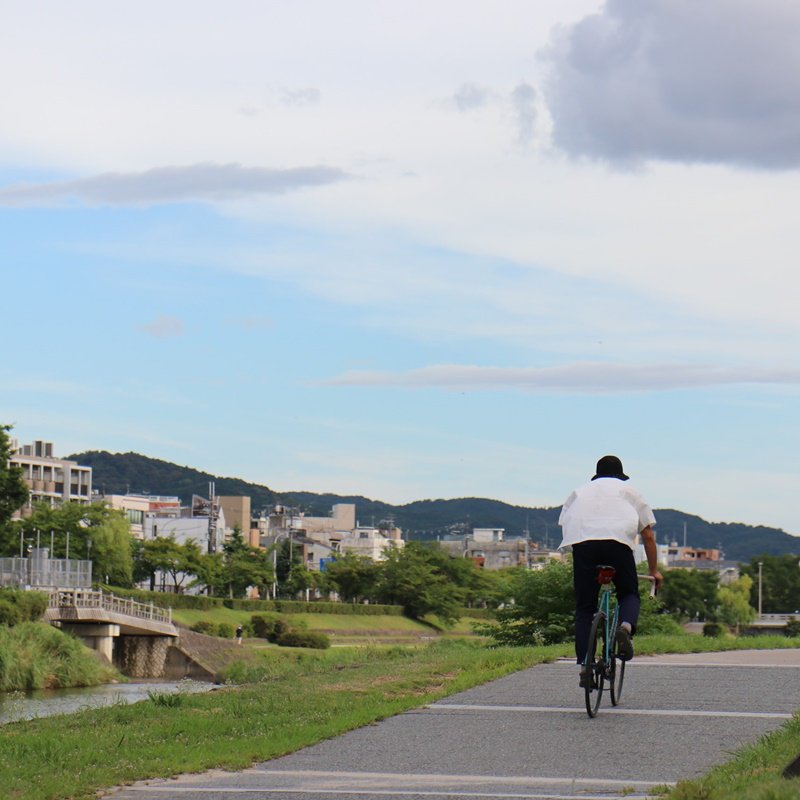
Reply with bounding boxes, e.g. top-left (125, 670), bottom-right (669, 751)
top-left (339, 526), bottom-right (404, 561)
top-left (258, 503), bottom-right (404, 565)
top-left (9, 439), bottom-right (92, 517)
top-left (143, 508), bottom-right (226, 552)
